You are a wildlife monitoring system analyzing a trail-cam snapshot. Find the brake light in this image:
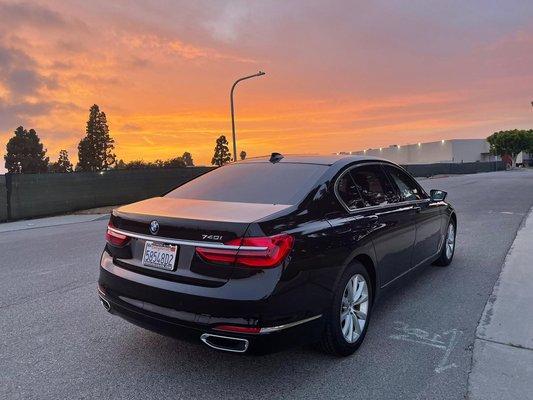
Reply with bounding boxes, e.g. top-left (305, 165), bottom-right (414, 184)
top-left (196, 234), bottom-right (294, 268)
top-left (105, 223), bottom-right (130, 247)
